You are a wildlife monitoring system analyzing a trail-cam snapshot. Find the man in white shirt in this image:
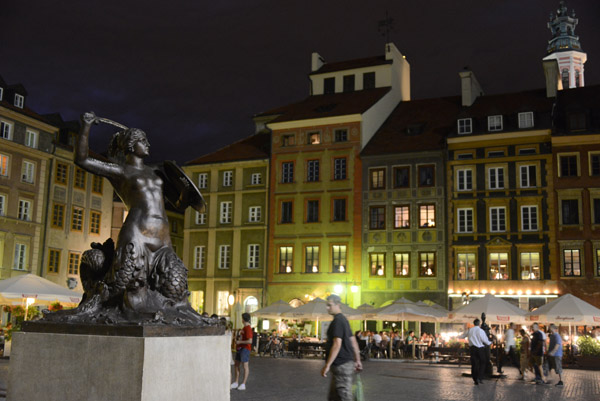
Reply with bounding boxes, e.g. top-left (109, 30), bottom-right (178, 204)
top-left (504, 323), bottom-right (519, 374)
top-left (459, 318), bottom-right (492, 385)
